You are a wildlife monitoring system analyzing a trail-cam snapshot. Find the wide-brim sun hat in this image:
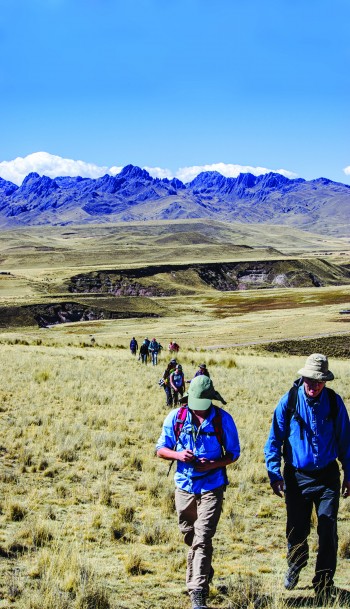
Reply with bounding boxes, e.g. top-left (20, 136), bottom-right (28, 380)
top-left (181, 375), bottom-right (226, 411)
top-left (298, 353), bottom-right (334, 382)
